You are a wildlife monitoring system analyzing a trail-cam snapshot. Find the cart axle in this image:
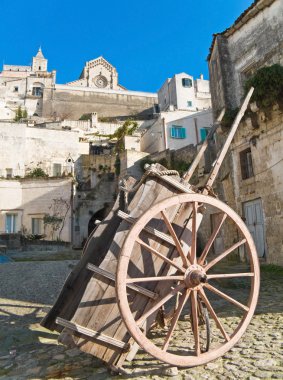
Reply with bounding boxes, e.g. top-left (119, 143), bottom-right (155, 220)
top-left (184, 264), bottom-right (207, 289)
